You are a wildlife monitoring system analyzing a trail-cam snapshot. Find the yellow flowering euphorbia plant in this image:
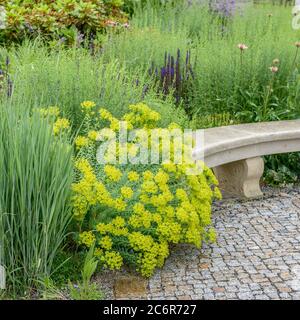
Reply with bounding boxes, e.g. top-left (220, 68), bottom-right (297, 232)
top-left (38, 101), bottom-right (221, 277)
